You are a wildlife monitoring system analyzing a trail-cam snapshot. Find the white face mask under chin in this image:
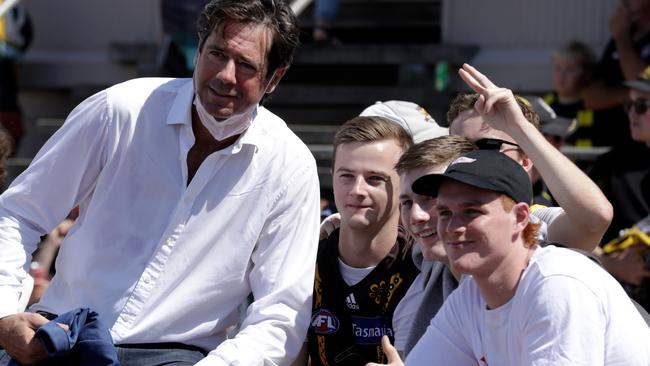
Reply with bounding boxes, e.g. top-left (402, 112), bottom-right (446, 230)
top-left (192, 94), bottom-right (256, 141)
top-left (192, 70), bottom-right (276, 141)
